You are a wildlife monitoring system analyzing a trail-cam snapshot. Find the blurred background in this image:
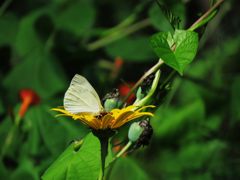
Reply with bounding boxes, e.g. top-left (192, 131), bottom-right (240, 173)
top-left (0, 0), bottom-right (240, 179)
